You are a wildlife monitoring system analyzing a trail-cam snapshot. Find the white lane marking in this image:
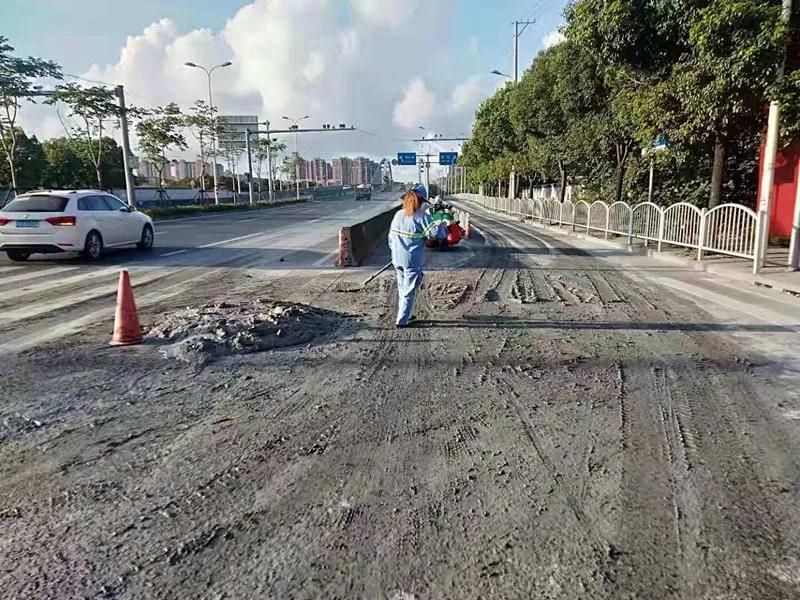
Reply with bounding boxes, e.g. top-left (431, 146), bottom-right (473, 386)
top-left (0, 265), bottom-right (81, 286)
top-left (313, 251), bottom-right (339, 267)
top-left (0, 266), bottom-right (122, 303)
top-left (0, 286), bottom-right (188, 354)
top-left (0, 266), bottom-right (24, 273)
top-left (151, 202), bottom-right (322, 225)
top-left (161, 249), bottom-right (188, 257)
top-left (0, 268), bottom-right (169, 325)
top-left (199, 231), bottom-right (268, 248)
top-left (236, 217), bottom-right (257, 222)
